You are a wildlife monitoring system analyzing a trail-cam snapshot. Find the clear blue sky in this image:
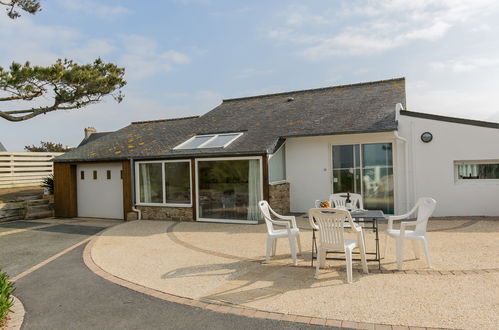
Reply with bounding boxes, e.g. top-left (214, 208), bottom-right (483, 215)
top-left (1, 0), bottom-right (499, 150)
